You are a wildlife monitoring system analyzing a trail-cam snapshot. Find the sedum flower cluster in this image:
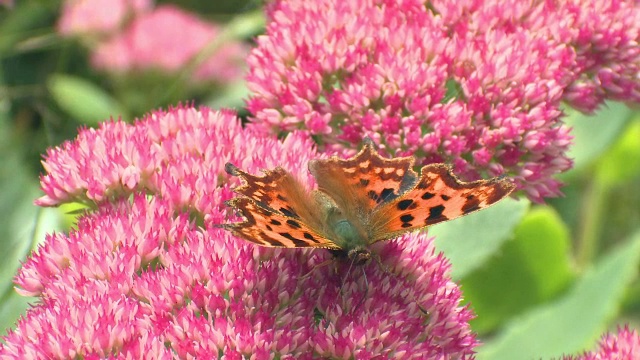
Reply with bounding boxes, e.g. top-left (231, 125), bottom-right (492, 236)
top-left (246, 0), bottom-right (640, 202)
top-left (563, 327), bottom-right (640, 360)
top-left (1, 107), bottom-right (476, 358)
top-left (3, 0), bottom-right (640, 358)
